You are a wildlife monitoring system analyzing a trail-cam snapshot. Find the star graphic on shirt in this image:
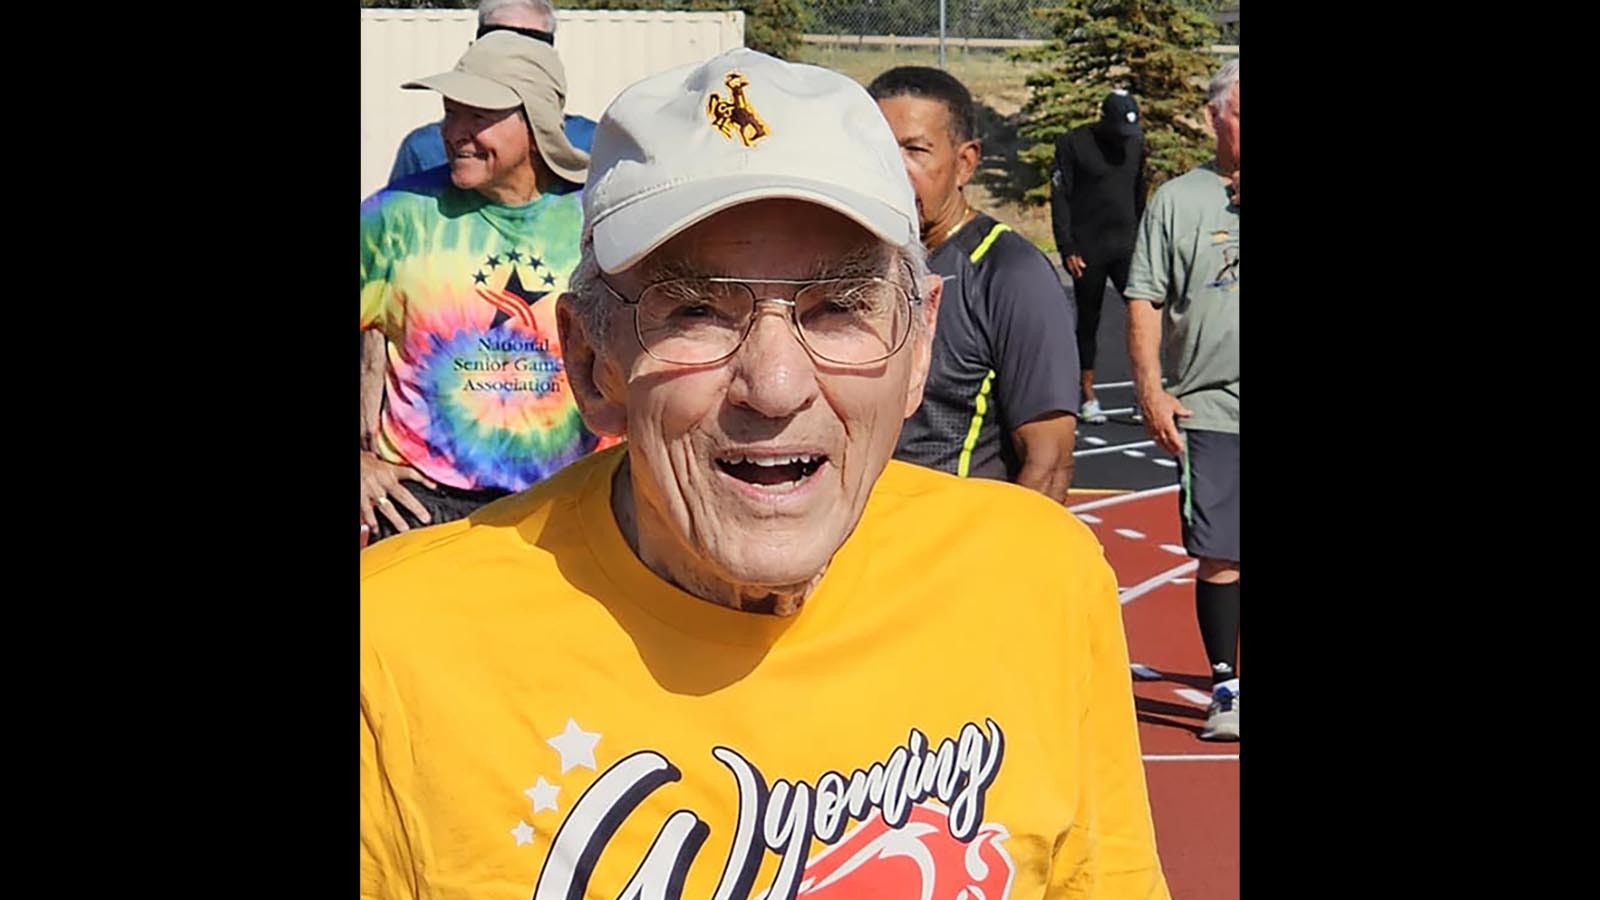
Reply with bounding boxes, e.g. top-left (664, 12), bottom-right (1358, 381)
top-left (542, 273), bottom-right (556, 286)
top-left (511, 820), bottom-right (535, 847)
top-left (524, 777), bottom-right (560, 813)
top-left (528, 255), bottom-right (544, 270)
top-left (547, 718), bottom-right (601, 774)
top-left (488, 267), bottom-right (552, 330)
top-left (473, 271), bottom-right (488, 285)
top-left (485, 254), bottom-right (502, 269)
top-left (505, 249), bottom-right (523, 263)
